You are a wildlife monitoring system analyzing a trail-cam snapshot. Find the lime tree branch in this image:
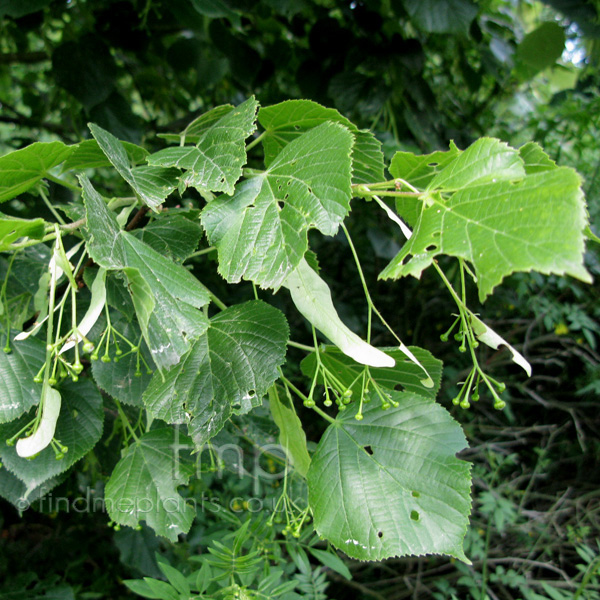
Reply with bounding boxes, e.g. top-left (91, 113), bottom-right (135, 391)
top-left (8, 217), bottom-right (85, 251)
top-left (353, 187), bottom-right (422, 198)
top-left (352, 178), bottom-right (422, 198)
top-left (0, 99), bottom-right (77, 141)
